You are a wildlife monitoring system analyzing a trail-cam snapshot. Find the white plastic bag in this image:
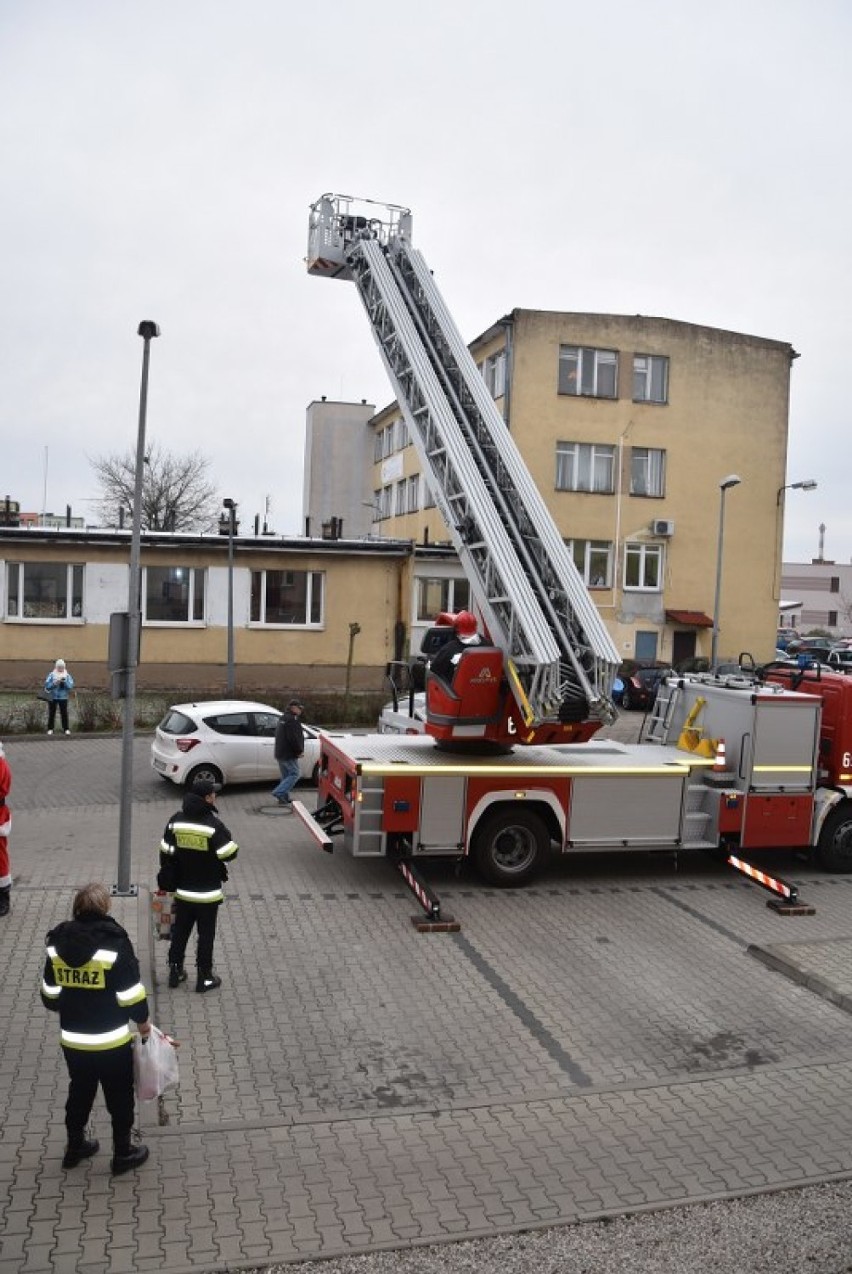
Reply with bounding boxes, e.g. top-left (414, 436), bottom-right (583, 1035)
top-left (133, 1025), bottom-right (180, 1101)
